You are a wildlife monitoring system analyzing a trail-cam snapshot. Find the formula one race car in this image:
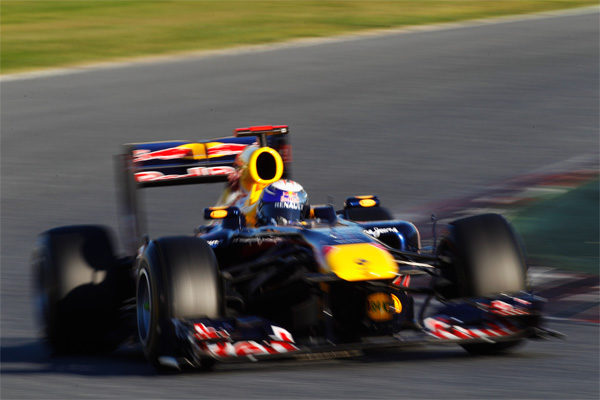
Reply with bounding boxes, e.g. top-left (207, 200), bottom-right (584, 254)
top-left (32, 125), bottom-right (560, 371)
